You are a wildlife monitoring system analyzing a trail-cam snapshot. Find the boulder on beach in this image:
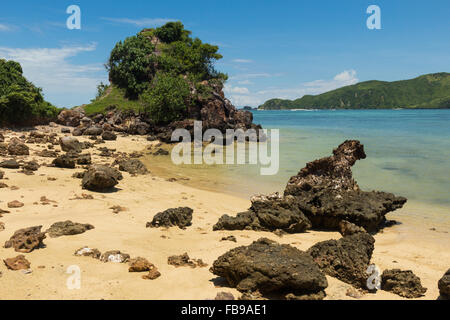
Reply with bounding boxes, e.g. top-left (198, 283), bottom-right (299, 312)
top-left (284, 140), bottom-right (407, 232)
top-left (438, 269), bottom-right (450, 299)
top-left (381, 269), bottom-right (427, 298)
top-left (306, 232), bottom-right (375, 289)
top-left (102, 131), bottom-right (117, 141)
top-left (83, 126), bottom-right (103, 136)
top-left (3, 255), bottom-right (31, 271)
top-left (81, 165), bottom-right (123, 191)
top-left (210, 238), bottom-right (328, 300)
top-left (52, 153), bottom-right (76, 169)
top-left (118, 159), bottom-right (148, 175)
top-left (128, 257), bottom-right (155, 272)
top-left (59, 136), bottom-right (82, 153)
top-left (0, 170), bottom-right (4, 179)
top-left (57, 109), bottom-right (84, 127)
top-left (4, 226), bottom-right (46, 253)
top-left (46, 220), bottom-right (94, 238)
top-left (7, 138), bottom-right (29, 156)
top-left (213, 193), bottom-right (311, 233)
top-left (7, 200), bottom-right (24, 208)
top-left (0, 159), bottom-right (20, 169)
top-left (146, 207), bottom-right (193, 229)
